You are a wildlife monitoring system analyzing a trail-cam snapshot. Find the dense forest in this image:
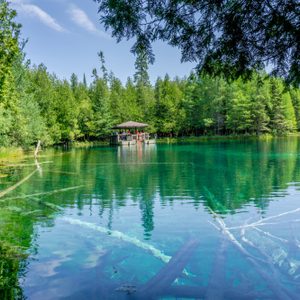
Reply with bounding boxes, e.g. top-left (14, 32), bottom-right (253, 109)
top-left (1, 0), bottom-right (300, 148)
